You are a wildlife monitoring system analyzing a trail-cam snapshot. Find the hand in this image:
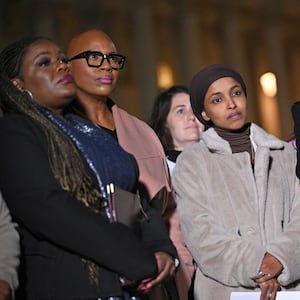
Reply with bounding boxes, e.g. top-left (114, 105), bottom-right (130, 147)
top-left (0, 280), bottom-right (12, 300)
top-left (137, 251), bottom-right (176, 292)
top-left (254, 253), bottom-right (283, 284)
top-left (258, 278), bottom-right (281, 300)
